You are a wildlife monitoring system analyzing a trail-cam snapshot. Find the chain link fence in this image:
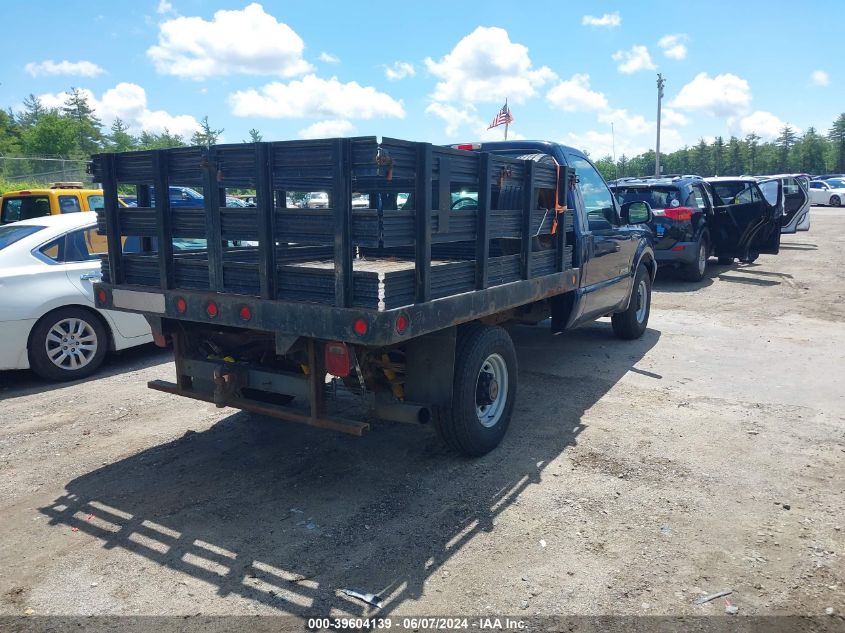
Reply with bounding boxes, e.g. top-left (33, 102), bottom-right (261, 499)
top-left (0, 156), bottom-right (93, 187)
